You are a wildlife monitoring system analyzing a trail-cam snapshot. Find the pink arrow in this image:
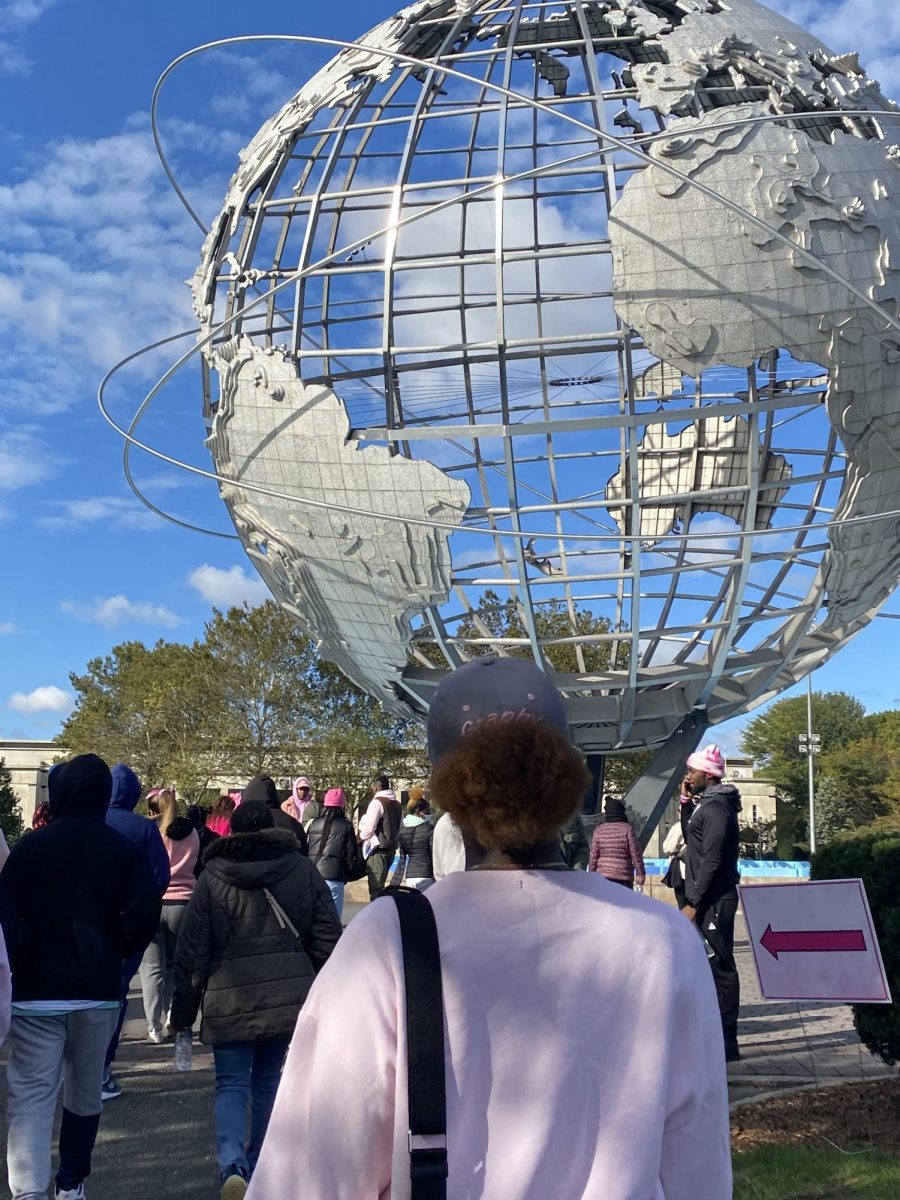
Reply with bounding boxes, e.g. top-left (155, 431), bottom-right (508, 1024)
top-left (760, 924), bottom-right (867, 960)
